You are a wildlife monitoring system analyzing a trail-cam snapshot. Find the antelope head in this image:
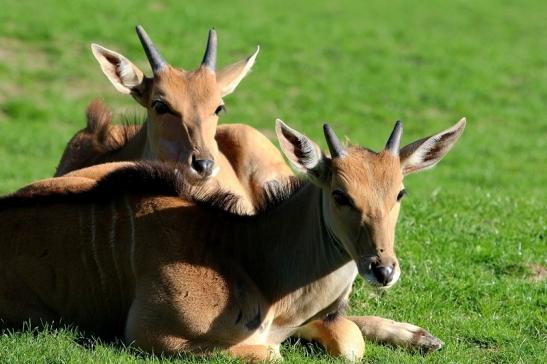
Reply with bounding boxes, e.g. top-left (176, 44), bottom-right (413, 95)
top-left (276, 118), bottom-right (466, 288)
top-left (90, 26), bottom-right (259, 178)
